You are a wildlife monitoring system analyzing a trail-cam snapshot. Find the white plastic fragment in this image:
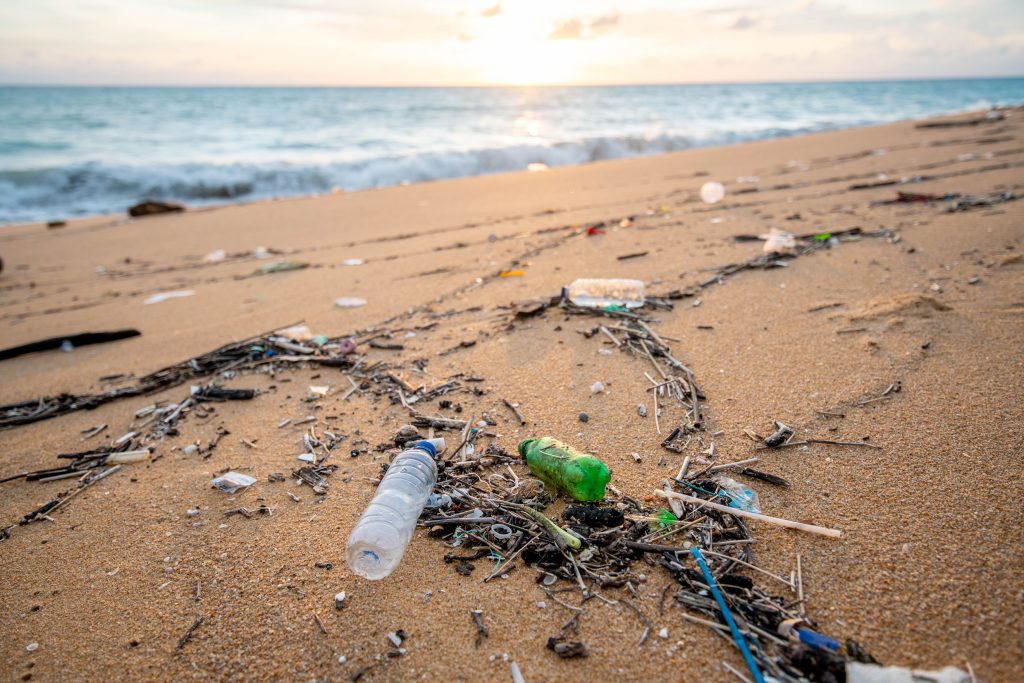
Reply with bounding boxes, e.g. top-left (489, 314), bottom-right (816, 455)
top-left (144, 290), bottom-right (194, 305)
top-left (210, 472), bottom-right (256, 493)
top-left (203, 249), bottom-right (226, 263)
top-left (341, 258), bottom-right (364, 266)
top-left (25, 642), bottom-right (38, 652)
top-left (114, 431), bottom-right (137, 446)
top-left (591, 381), bottom-right (605, 395)
top-left (335, 297), bottom-right (367, 308)
top-left (762, 228), bottom-right (797, 254)
top-left (276, 325), bottom-right (313, 341)
top-left (847, 663), bottom-right (971, 683)
top-left (510, 661), bottom-right (526, 683)
top-left (106, 449), bottom-right (150, 465)
top-left (658, 627), bottom-right (669, 639)
top-left (700, 181), bottom-right (725, 204)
